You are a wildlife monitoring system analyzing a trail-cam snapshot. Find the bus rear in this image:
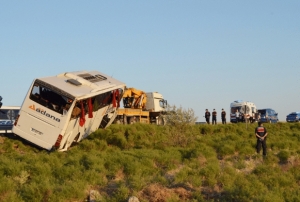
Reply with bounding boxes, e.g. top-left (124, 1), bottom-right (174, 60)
top-left (13, 79), bottom-right (75, 150)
